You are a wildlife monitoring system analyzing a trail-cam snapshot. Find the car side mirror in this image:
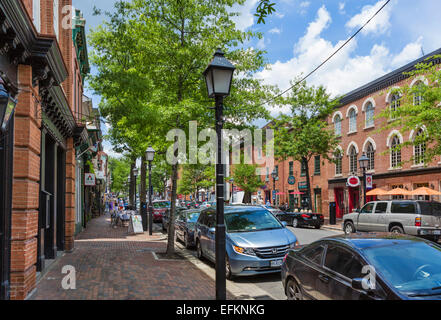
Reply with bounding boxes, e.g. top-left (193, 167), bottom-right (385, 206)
top-left (281, 221), bottom-right (288, 228)
top-left (351, 278), bottom-right (372, 292)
